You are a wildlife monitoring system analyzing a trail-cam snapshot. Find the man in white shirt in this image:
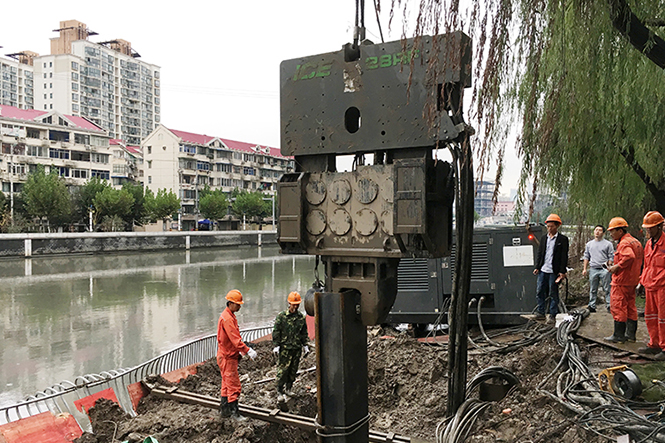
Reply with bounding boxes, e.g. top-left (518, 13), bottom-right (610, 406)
top-left (582, 225), bottom-right (614, 313)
